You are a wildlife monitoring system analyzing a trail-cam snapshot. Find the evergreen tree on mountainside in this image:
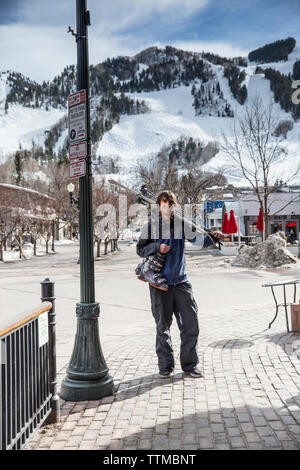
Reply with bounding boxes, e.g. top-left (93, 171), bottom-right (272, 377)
top-left (248, 37), bottom-right (296, 63)
top-left (293, 61), bottom-right (300, 80)
top-left (192, 78), bottom-right (234, 117)
top-left (155, 136), bottom-right (219, 167)
top-left (223, 65), bottom-right (247, 104)
top-left (6, 66), bottom-right (75, 109)
top-left (201, 52), bottom-right (247, 67)
top-left (14, 150), bottom-right (23, 185)
top-left (264, 67), bottom-right (300, 119)
top-left (13, 147), bottom-right (31, 185)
